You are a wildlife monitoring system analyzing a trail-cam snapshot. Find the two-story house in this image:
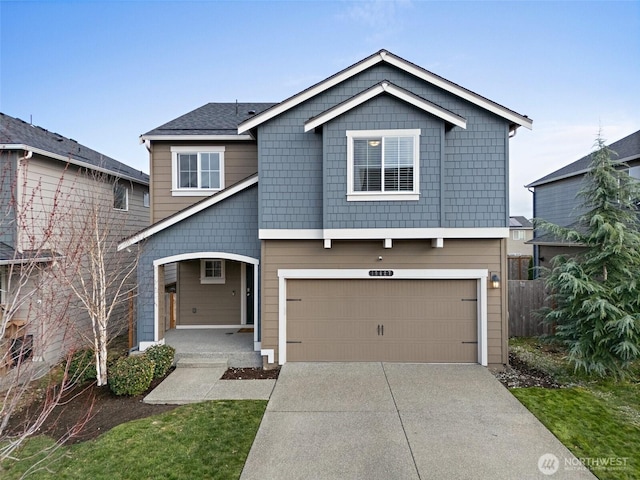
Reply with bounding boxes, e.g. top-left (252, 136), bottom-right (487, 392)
top-left (120, 50), bottom-right (532, 369)
top-left (1, 112), bottom-right (149, 372)
top-left (527, 129), bottom-right (640, 270)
